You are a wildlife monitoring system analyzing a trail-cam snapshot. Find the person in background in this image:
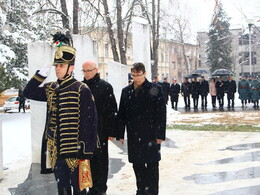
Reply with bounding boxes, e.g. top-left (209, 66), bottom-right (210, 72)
top-left (238, 75), bottom-right (249, 107)
top-left (117, 62), bottom-right (166, 195)
top-left (82, 61), bottom-right (117, 195)
top-left (169, 78), bottom-right (180, 110)
top-left (250, 76), bottom-right (259, 108)
top-left (215, 77), bottom-right (225, 108)
top-left (23, 32), bottom-right (98, 195)
top-left (191, 77), bottom-right (200, 109)
top-left (17, 88), bottom-right (26, 113)
top-left (181, 77), bottom-right (191, 109)
top-left (152, 76), bottom-right (161, 85)
top-left (247, 75), bottom-right (253, 104)
top-left (199, 76), bottom-right (209, 109)
top-left (226, 76), bottom-right (236, 108)
top-left (209, 78), bottom-right (217, 108)
top-left (161, 77), bottom-right (170, 104)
